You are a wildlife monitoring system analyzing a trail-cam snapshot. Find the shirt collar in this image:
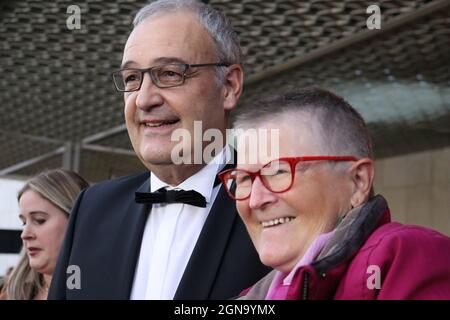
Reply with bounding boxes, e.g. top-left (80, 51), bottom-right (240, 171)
top-left (150, 145), bottom-right (231, 203)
